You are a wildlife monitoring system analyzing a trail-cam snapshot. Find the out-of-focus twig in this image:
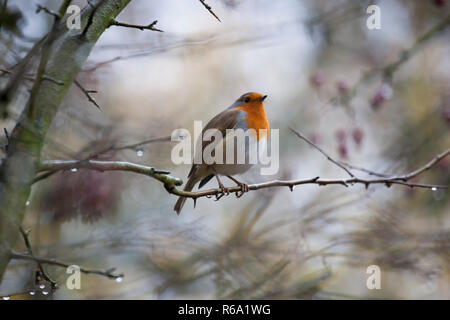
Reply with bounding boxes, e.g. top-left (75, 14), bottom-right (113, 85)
top-left (35, 160), bottom-right (175, 185)
top-left (337, 161), bottom-right (390, 178)
top-left (198, 0), bottom-right (221, 22)
top-left (330, 14), bottom-right (450, 107)
top-left (289, 127), bottom-right (354, 178)
top-left (87, 136), bottom-right (172, 158)
top-left (74, 80), bottom-right (100, 109)
top-left (36, 4), bottom-right (62, 19)
top-left (383, 14), bottom-right (450, 79)
top-left (3, 128), bottom-right (10, 152)
top-left (10, 251), bottom-right (123, 280)
top-left (19, 227), bottom-right (57, 289)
